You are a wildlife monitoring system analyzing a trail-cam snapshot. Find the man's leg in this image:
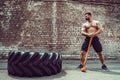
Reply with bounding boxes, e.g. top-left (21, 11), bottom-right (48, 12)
top-left (80, 51), bottom-right (87, 65)
top-left (79, 37), bottom-right (89, 68)
top-left (97, 52), bottom-right (105, 65)
top-left (92, 36), bottom-right (108, 70)
top-left (78, 51), bottom-right (86, 68)
top-left (97, 52), bottom-right (108, 70)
